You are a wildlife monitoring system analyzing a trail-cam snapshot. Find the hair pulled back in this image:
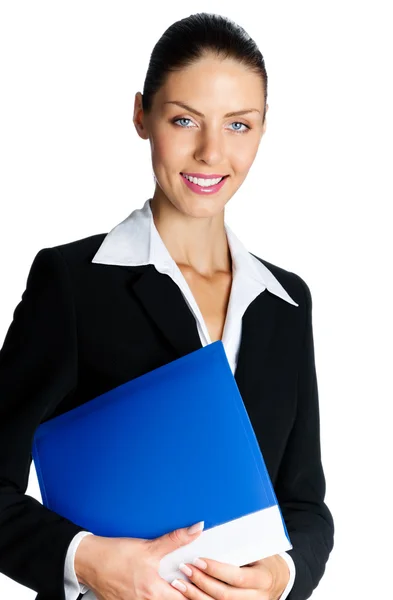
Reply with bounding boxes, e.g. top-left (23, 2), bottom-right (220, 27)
top-left (142, 12), bottom-right (268, 122)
